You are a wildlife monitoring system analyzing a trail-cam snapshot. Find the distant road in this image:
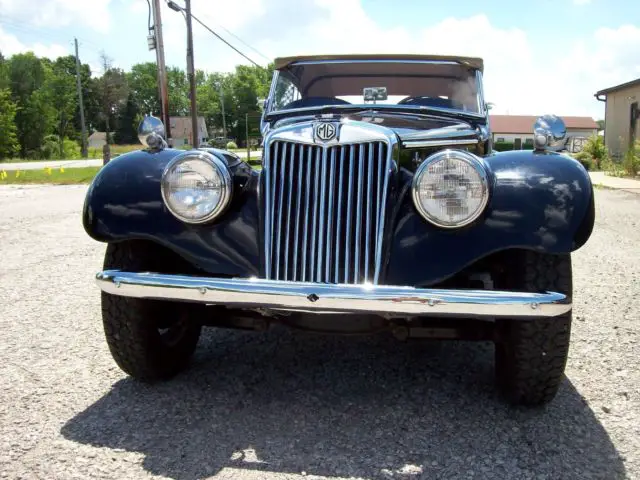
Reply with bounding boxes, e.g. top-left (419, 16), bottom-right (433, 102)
top-left (0, 150), bottom-right (260, 171)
